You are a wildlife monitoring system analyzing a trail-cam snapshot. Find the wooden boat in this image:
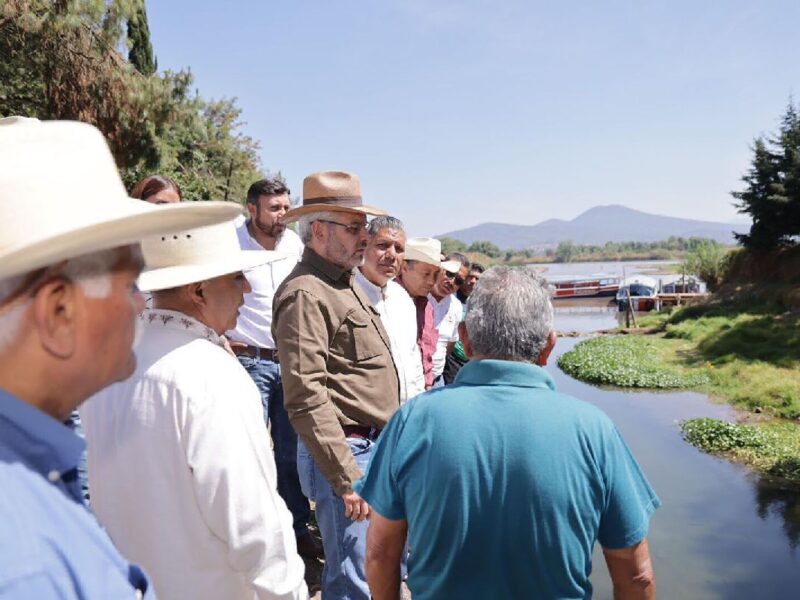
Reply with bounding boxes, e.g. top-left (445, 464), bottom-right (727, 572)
top-left (616, 276), bottom-right (658, 311)
top-left (548, 274), bottom-right (620, 299)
